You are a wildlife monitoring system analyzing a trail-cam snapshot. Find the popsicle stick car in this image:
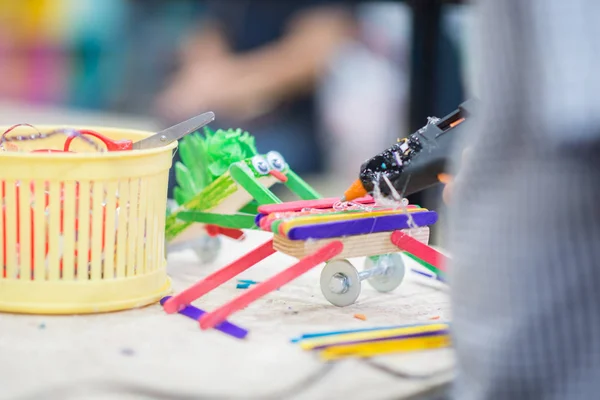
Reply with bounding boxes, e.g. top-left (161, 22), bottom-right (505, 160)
top-left (163, 197), bottom-right (448, 331)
